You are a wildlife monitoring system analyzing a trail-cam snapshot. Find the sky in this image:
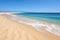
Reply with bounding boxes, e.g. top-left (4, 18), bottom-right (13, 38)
top-left (0, 0), bottom-right (60, 12)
